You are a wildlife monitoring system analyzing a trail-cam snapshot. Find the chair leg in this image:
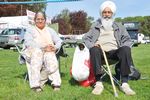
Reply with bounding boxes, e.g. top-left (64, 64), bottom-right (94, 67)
top-left (101, 66), bottom-right (121, 86)
top-left (24, 72), bottom-right (28, 82)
